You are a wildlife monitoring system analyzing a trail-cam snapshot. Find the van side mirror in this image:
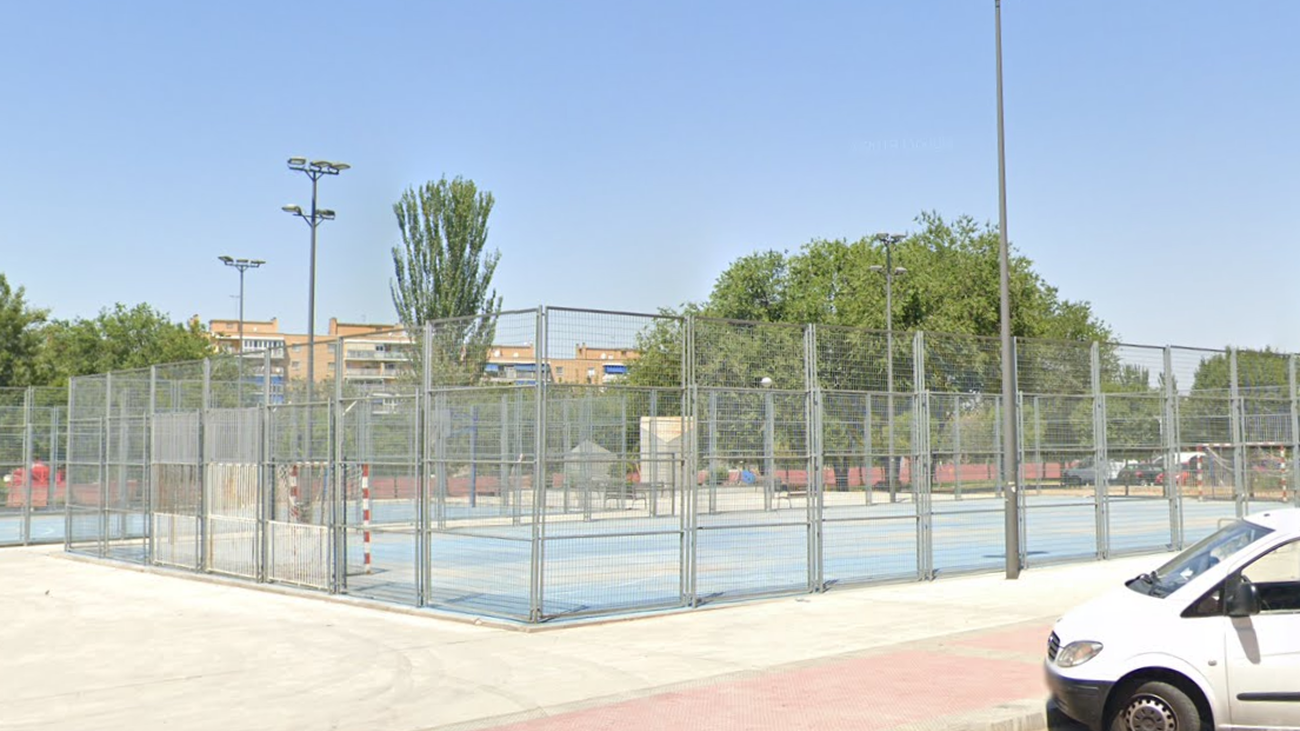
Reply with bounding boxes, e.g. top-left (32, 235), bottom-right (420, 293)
top-left (1226, 577), bottom-right (1260, 617)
